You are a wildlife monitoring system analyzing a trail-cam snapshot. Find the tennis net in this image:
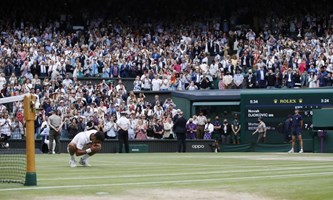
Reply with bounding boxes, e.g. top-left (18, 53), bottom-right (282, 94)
top-left (0, 149), bottom-right (26, 184)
